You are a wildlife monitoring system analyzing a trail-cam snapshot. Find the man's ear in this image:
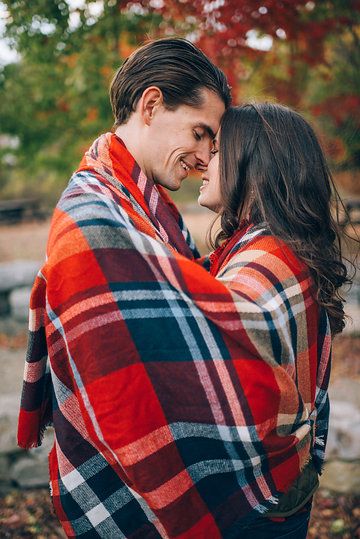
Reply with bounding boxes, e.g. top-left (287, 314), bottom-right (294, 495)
top-left (139, 87), bottom-right (164, 126)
